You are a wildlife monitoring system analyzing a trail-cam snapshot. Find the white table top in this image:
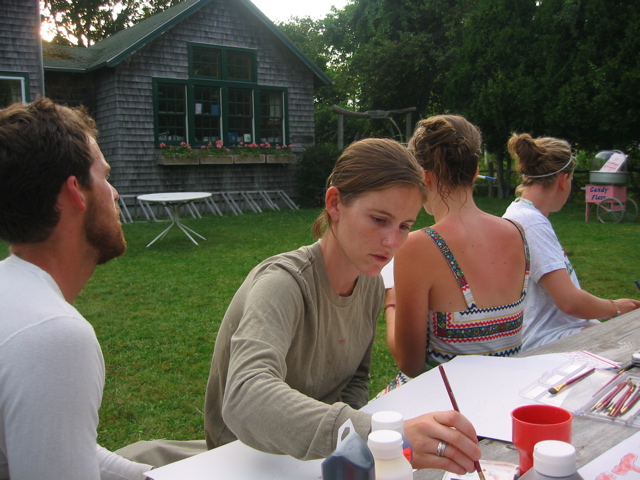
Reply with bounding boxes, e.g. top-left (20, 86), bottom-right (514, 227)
top-left (137, 192), bottom-right (212, 203)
